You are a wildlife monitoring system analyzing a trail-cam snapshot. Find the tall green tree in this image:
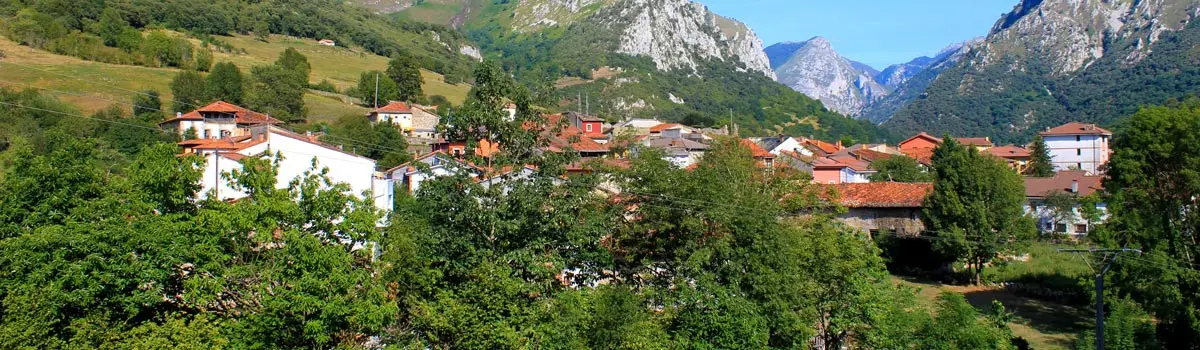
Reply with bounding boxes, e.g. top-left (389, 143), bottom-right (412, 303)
top-left (95, 7), bottom-right (127, 47)
top-left (206, 62), bottom-right (243, 105)
top-left (1028, 135), bottom-right (1054, 177)
top-left (386, 53), bottom-right (424, 102)
top-left (923, 138), bottom-right (1034, 285)
top-left (869, 155), bottom-right (932, 183)
top-left (246, 65), bottom-right (305, 122)
top-left (169, 70), bottom-right (208, 114)
top-left (1098, 101), bottom-right (1200, 348)
top-left (132, 89), bottom-right (163, 122)
top-left (354, 70), bottom-right (399, 108)
top-left (275, 47), bottom-right (310, 84)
